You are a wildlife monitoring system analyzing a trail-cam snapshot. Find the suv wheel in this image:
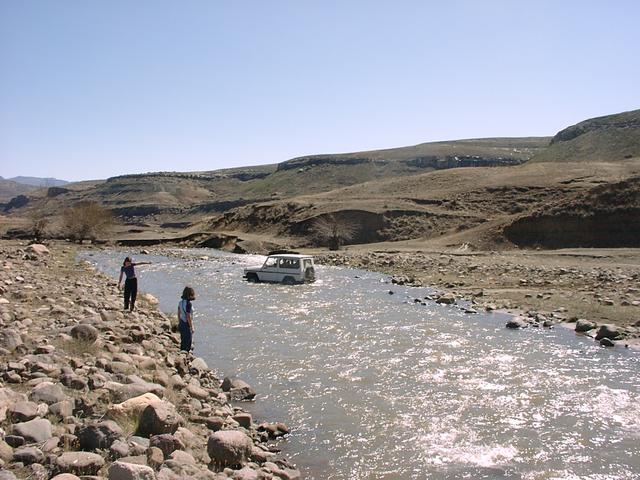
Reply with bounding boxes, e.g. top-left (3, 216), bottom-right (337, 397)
top-left (247, 273), bottom-right (260, 283)
top-left (281, 276), bottom-right (295, 285)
